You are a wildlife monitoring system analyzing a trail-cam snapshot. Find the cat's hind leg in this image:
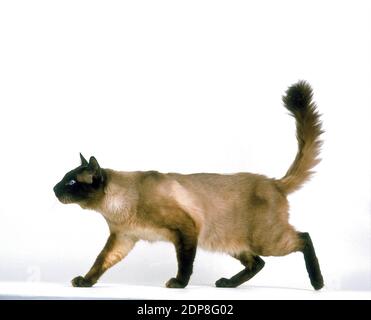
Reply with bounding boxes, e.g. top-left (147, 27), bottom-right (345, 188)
top-left (215, 252), bottom-right (265, 288)
top-left (298, 232), bottom-right (324, 290)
